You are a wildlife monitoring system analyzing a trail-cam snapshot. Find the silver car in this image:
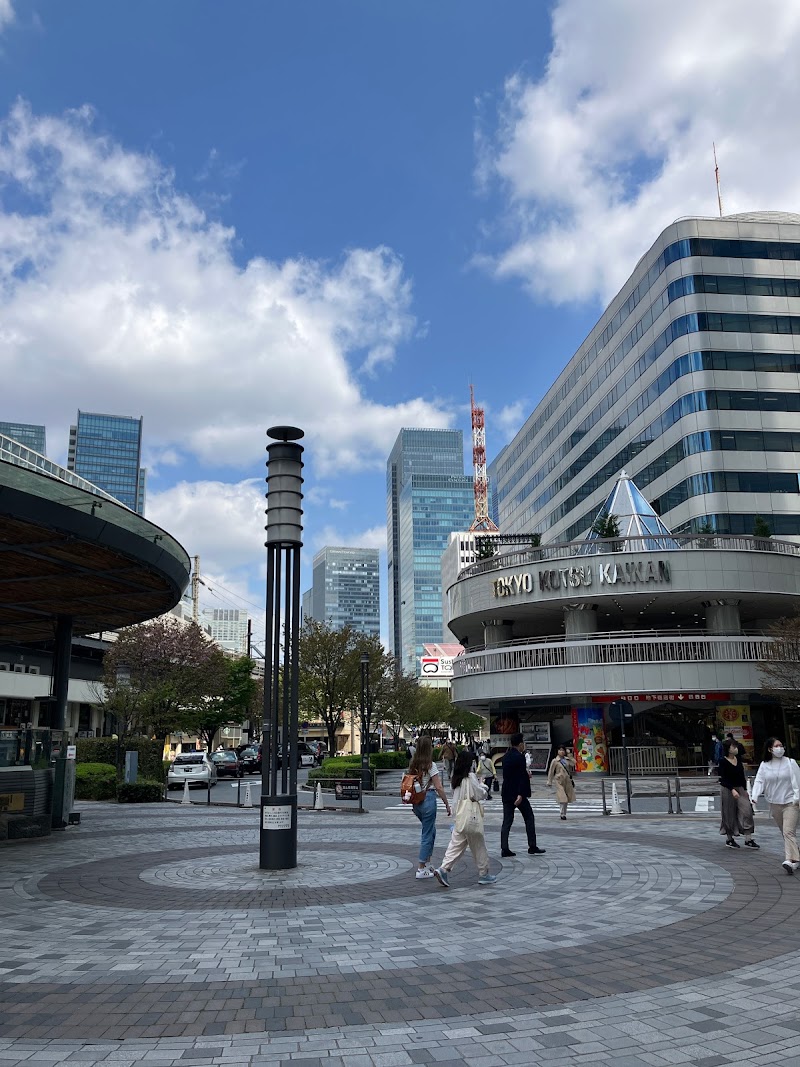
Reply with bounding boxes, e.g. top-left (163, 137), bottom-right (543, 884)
top-left (167, 751), bottom-right (218, 790)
